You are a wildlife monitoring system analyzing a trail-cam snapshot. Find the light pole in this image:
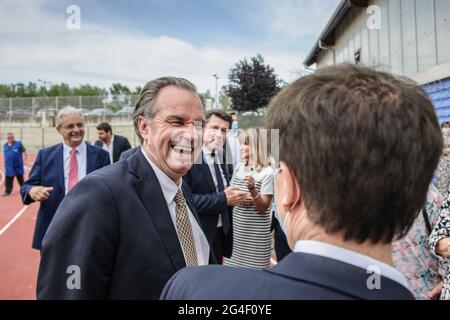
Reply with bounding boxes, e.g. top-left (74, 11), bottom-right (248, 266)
top-left (213, 74), bottom-right (219, 109)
